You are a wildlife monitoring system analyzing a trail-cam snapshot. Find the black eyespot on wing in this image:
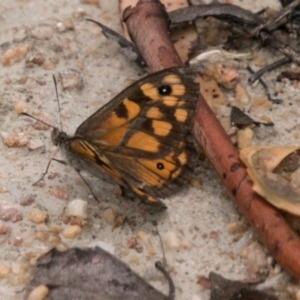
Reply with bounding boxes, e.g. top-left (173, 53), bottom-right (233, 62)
top-left (158, 85), bottom-right (172, 95)
top-left (157, 162), bottom-right (164, 170)
top-left (115, 101), bottom-right (128, 119)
